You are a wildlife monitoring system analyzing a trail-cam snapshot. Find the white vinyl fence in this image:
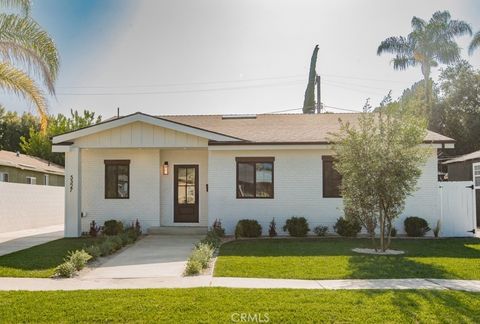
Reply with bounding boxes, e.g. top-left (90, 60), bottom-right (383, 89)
top-left (439, 181), bottom-right (476, 237)
top-left (0, 182), bottom-right (64, 233)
